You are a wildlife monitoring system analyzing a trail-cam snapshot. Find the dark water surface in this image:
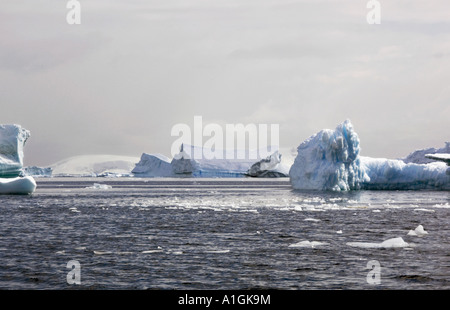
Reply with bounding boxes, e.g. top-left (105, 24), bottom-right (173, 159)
top-left (0, 178), bottom-right (449, 289)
